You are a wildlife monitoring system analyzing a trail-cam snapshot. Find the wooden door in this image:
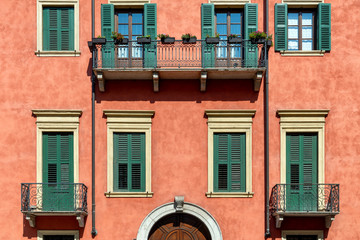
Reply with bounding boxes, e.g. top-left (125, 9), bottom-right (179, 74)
top-left (148, 213), bottom-right (211, 240)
